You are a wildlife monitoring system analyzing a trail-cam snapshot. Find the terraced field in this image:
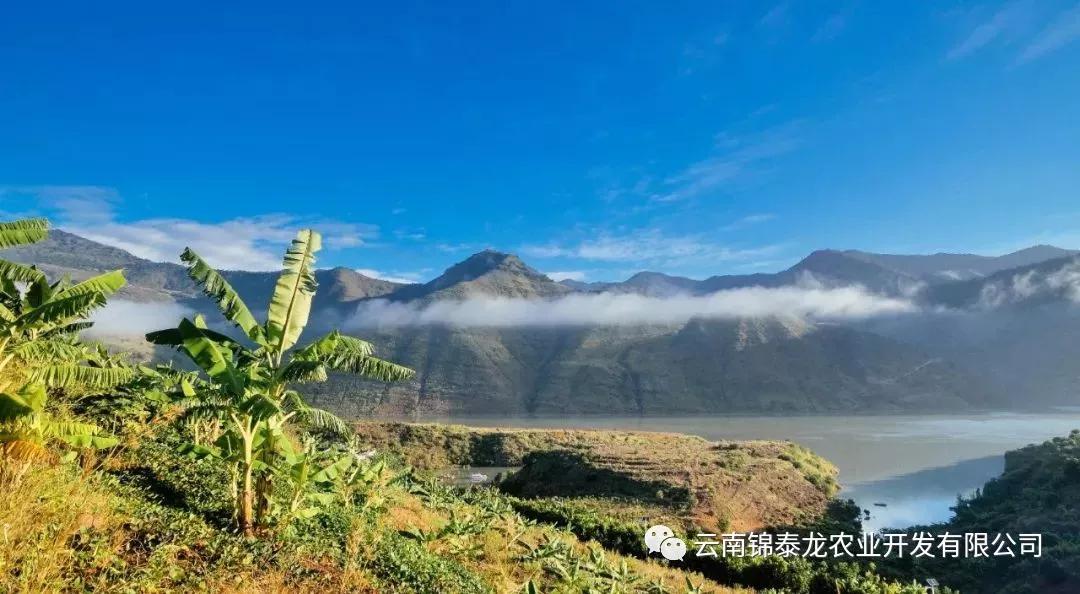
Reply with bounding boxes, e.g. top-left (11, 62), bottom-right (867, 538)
top-left (355, 422), bottom-right (839, 532)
